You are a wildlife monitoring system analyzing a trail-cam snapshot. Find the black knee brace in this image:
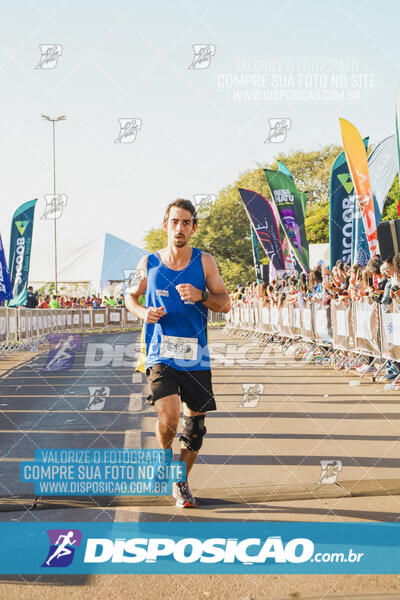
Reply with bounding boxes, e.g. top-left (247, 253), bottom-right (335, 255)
top-left (179, 415), bottom-right (207, 451)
